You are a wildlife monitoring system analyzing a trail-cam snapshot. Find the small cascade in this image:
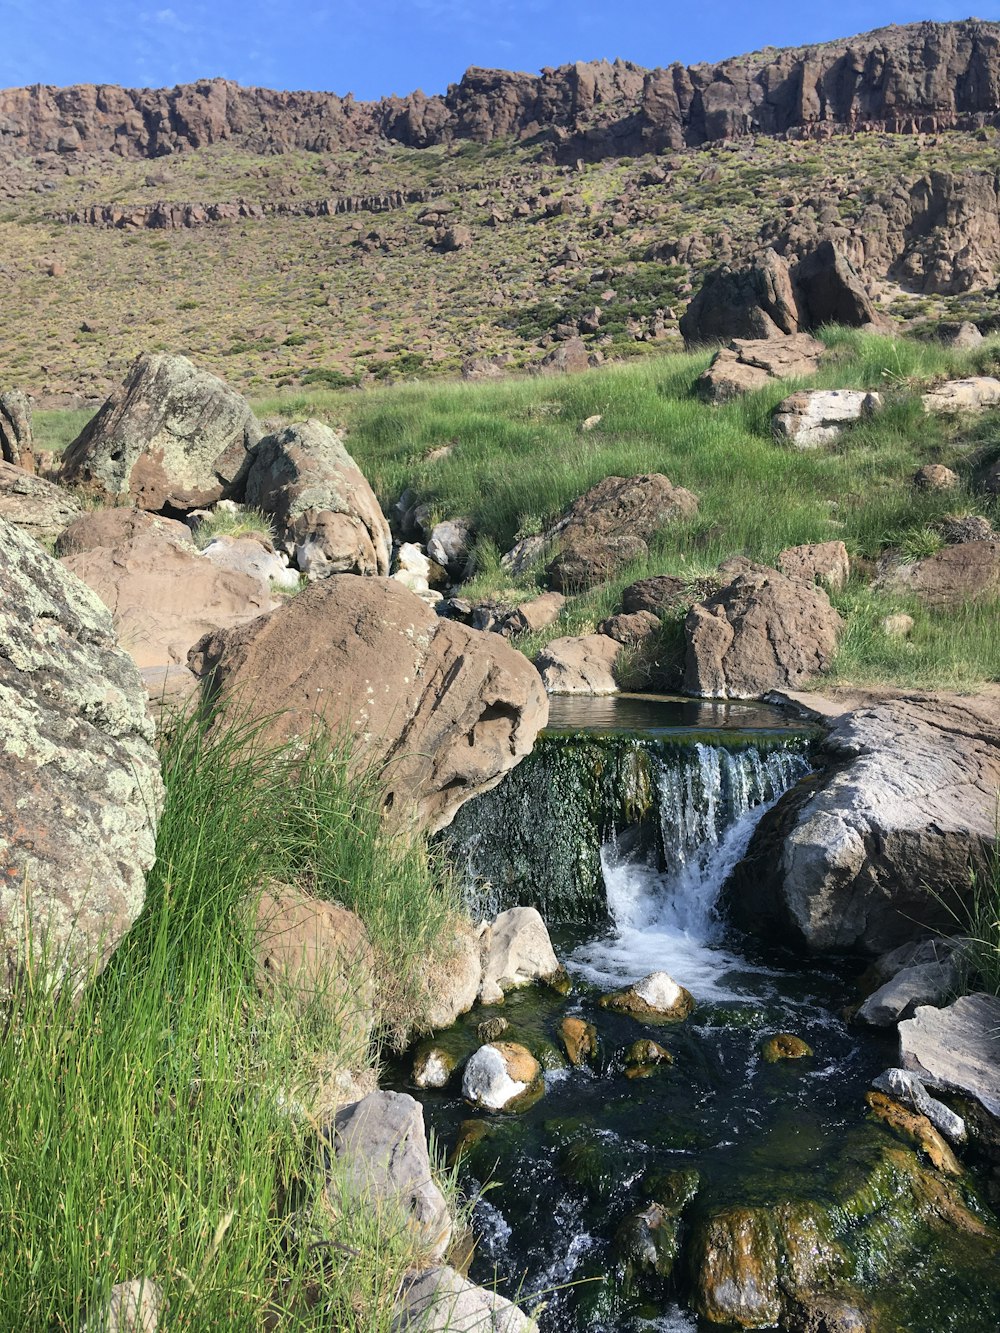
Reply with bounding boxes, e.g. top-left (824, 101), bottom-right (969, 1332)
top-left (442, 729), bottom-right (812, 927)
top-left (573, 743), bottom-right (811, 1000)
